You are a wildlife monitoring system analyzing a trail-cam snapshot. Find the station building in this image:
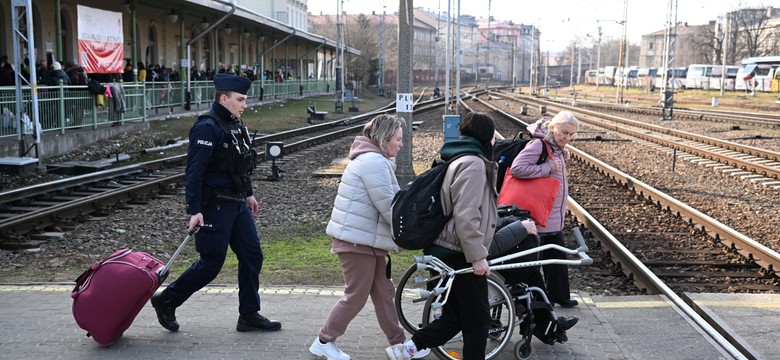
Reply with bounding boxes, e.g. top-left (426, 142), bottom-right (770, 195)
top-left (0, 0), bottom-right (357, 162)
